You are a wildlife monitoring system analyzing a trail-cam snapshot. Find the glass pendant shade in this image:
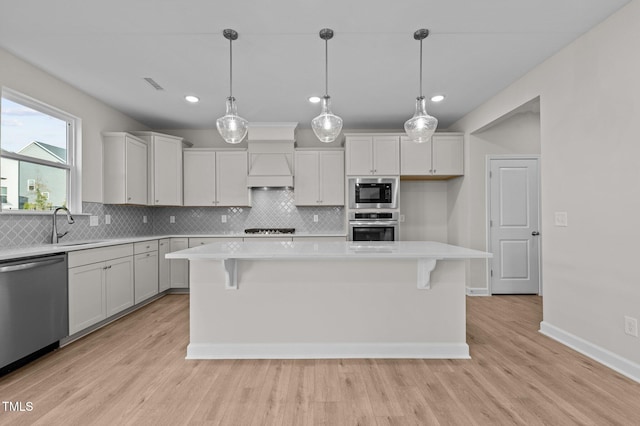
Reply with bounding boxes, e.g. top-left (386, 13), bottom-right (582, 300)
top-left (312, 96), bottom-right (343, 143)
top-left (216, 97), bottom-right (248, 144)
top-left (404, 96), bottom-right (438, 143)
